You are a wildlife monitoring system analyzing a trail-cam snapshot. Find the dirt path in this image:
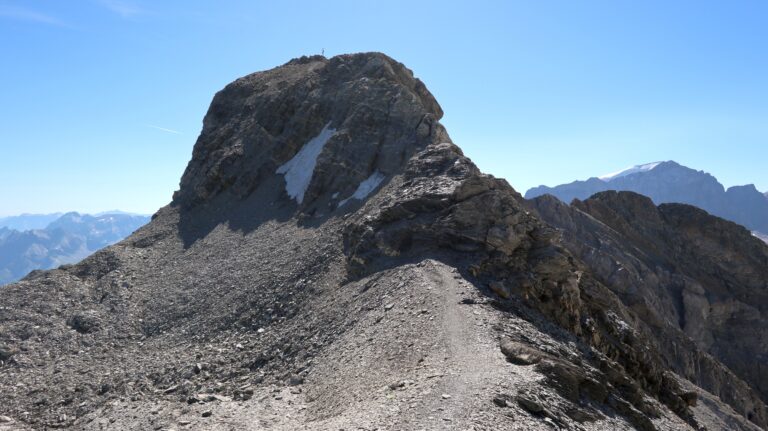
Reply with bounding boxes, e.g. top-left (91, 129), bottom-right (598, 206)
top-left (386, 260), bottom-right (533, 430)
